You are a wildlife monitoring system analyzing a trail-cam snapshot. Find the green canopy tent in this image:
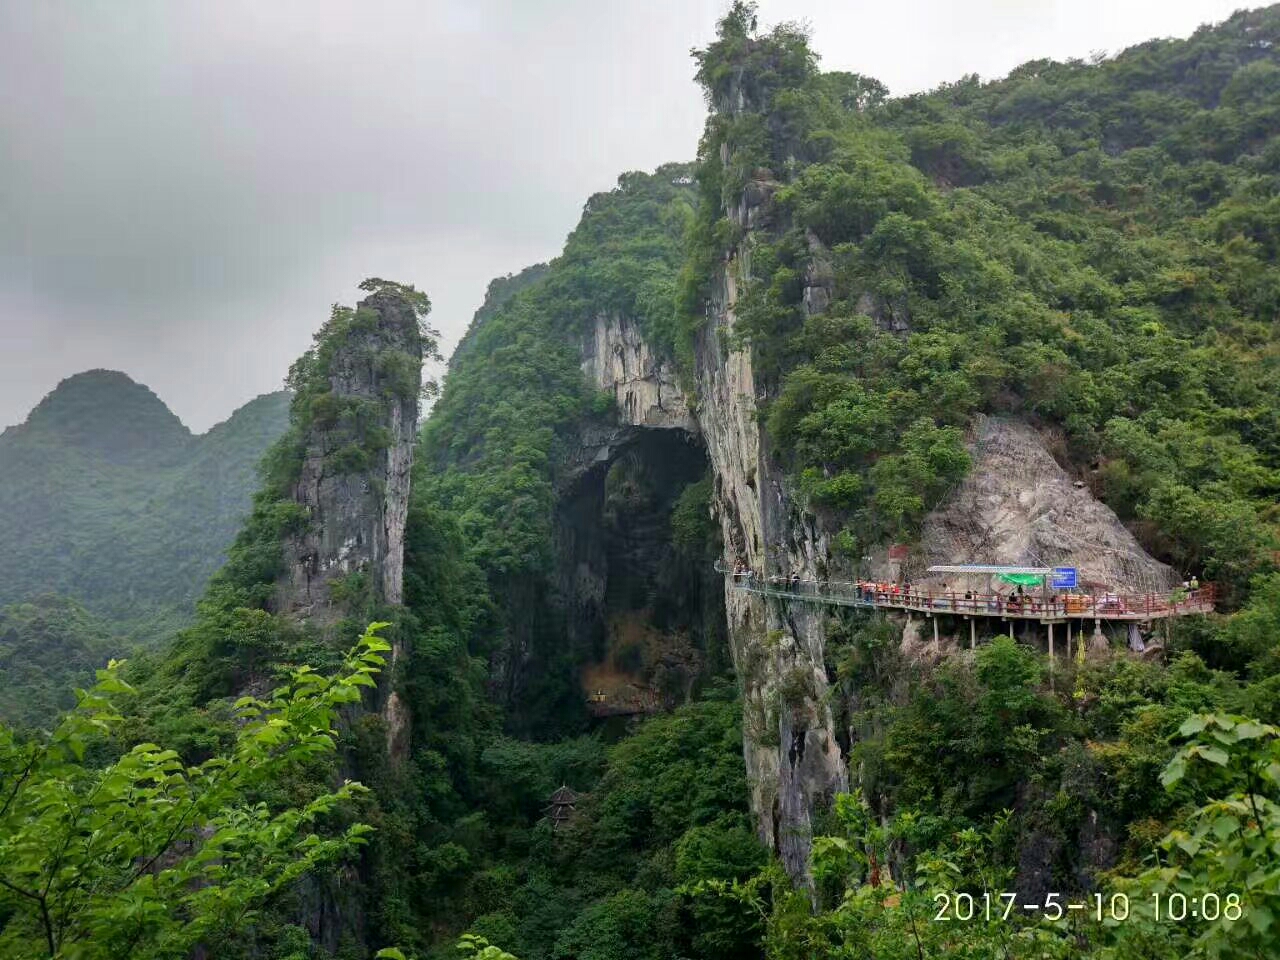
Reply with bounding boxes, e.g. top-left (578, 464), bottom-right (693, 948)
top-left (998, 573), bottom-right (1044, 587)
top-left (927, 565), bottom-right (1051, 592)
